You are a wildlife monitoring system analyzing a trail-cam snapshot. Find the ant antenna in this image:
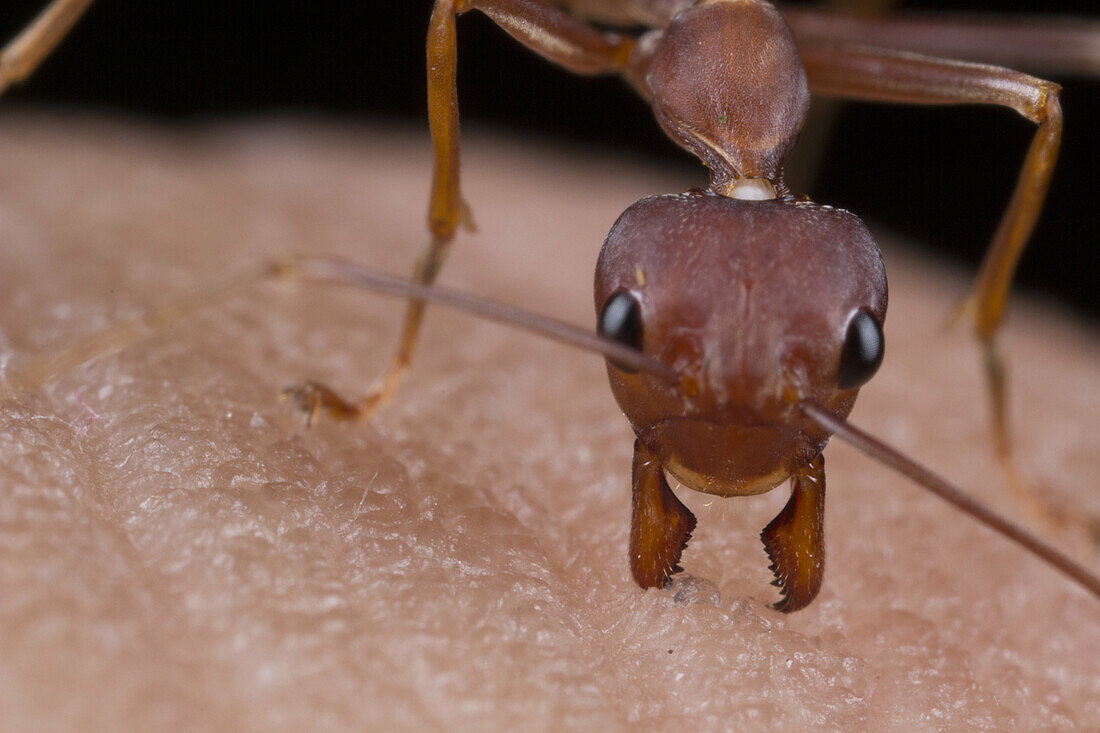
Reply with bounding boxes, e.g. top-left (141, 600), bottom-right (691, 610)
top-left (0, 267), bottom-right (264, 397)
top-left (6, 255), bottom-right (1095, 603)
top-left (0, 255), bottom-right (680, 397)
top-left (291, 256), bottom-right (1097, 600)
top-left (281, 256), bottom-right (681, 385)
top-left (799, 400), bottom-right (1100, 601)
